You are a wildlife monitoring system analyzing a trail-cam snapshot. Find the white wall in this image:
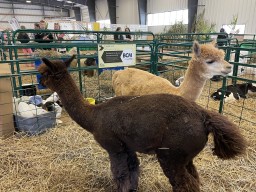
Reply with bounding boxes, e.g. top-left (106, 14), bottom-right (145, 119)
top-left (147, 0), bottom-right (188, 34)
top-left (147, 0), bottom-right (256, 34)
top-left (81, 6), bottom-right (90, 22)
top-left (198, 0), bottom-right (256, 34)
top-left (95, 0), bottom-right (109, 21)
top-left (116, 0), bottom-right (139, 24)
top-left (95, 0), bottom-right (139, 24)
top-left (69, 9), bottom-right (75, 19)
top-left (94, 0), bottom-right (188, 33)
top-left (148, 0), bottom-right (187, 13)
